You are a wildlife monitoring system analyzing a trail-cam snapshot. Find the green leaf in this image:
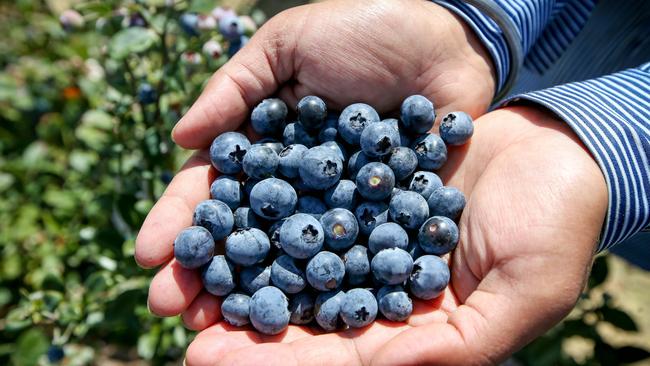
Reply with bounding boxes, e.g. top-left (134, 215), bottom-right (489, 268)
top-left (11, 328), bottom-right (49, 366)
top-left (0, 173), bottom-right (15, 192)
top-left (109, 28), bottom-right (158, 60)
top-left (600, 307), bottom-right (638, 331)
top-left (137, 326), bottom-right (160, 360)
top-left (0, 287), bottom-right (11, 307)
top-left (188, 0), bottom-right (216, 13)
